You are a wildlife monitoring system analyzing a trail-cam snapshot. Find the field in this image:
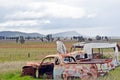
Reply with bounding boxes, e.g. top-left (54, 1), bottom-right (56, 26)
top-left (0, 40), bottom-right (74, 80)
top-left (0, 40), bottom-right (120, 80)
